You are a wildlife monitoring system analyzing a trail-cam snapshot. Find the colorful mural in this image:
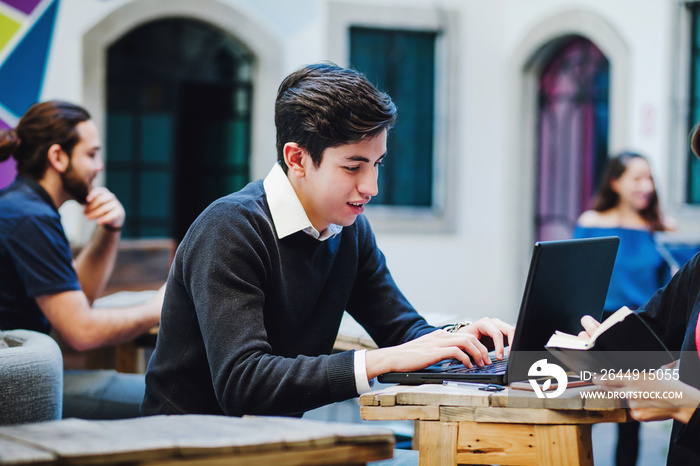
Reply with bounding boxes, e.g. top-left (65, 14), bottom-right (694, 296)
top-left (0, 0), bottom-right (59, 188)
